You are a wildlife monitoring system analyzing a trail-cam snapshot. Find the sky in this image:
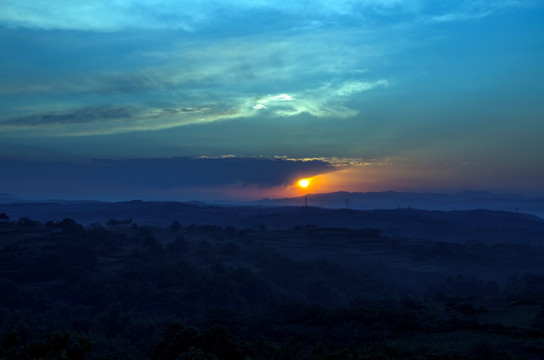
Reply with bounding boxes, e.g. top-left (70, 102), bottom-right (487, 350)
top-left (0, 0), bottom-right (543, 201)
